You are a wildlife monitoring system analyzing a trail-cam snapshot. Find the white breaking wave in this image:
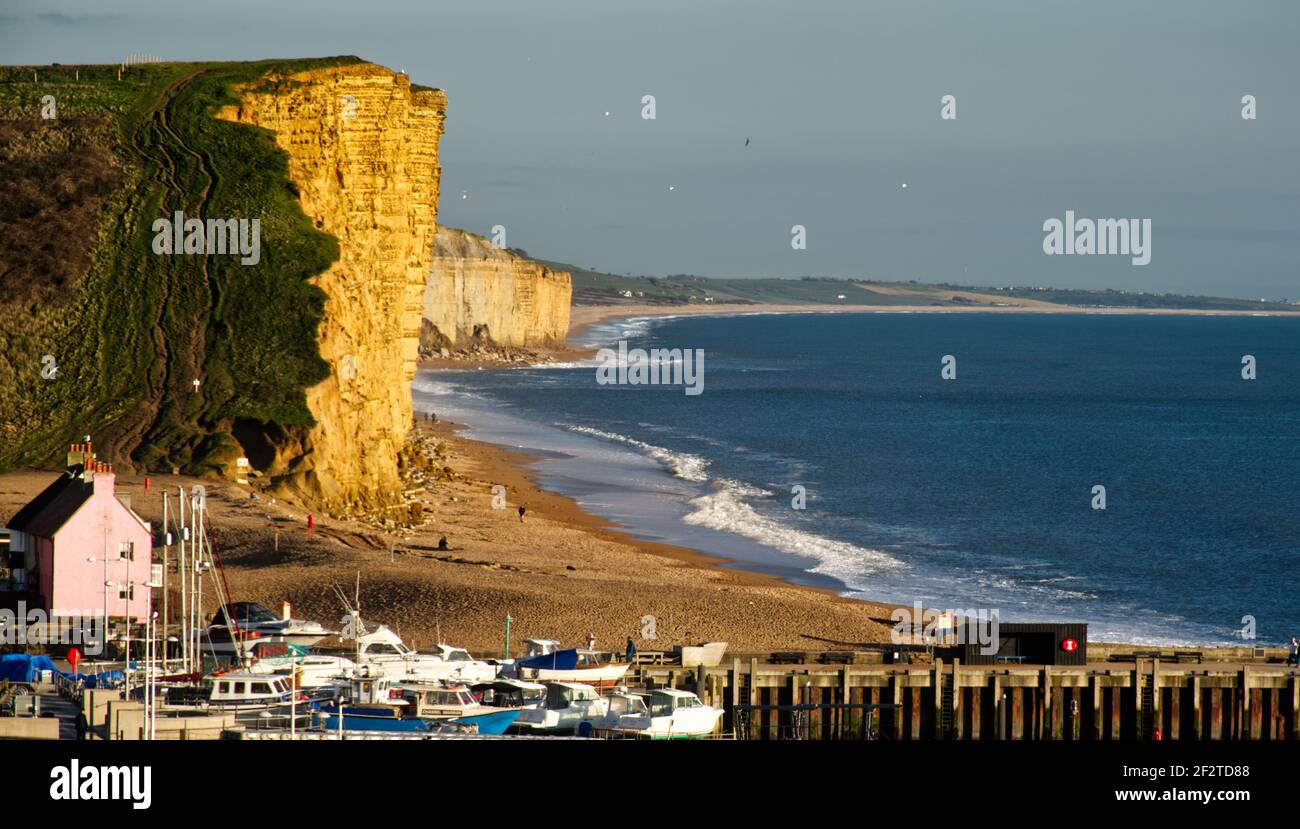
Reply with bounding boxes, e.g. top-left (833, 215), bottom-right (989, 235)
top-left (524, 358), bottom-right (600, 370)
top-left (562, 425), bottom-right (893, 581)
top-left (683, 480), bottom-right (902, 577)
top-left (563, 425), bottom-right (711, 482)
top-left (412, 377), bottom-right (459, 396)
